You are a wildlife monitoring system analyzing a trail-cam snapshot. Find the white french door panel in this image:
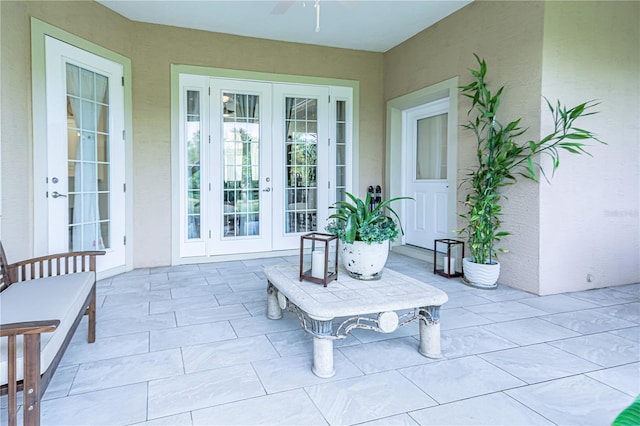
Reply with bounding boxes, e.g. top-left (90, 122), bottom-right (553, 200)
top-left (44, 36), bottom-right (125, 272)
top-left (208, 79), bottom-right (273, 255)
top-left (271, 84), bottom-right (330, 251)
top-left (404, 99), bottom-right (449, 249)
